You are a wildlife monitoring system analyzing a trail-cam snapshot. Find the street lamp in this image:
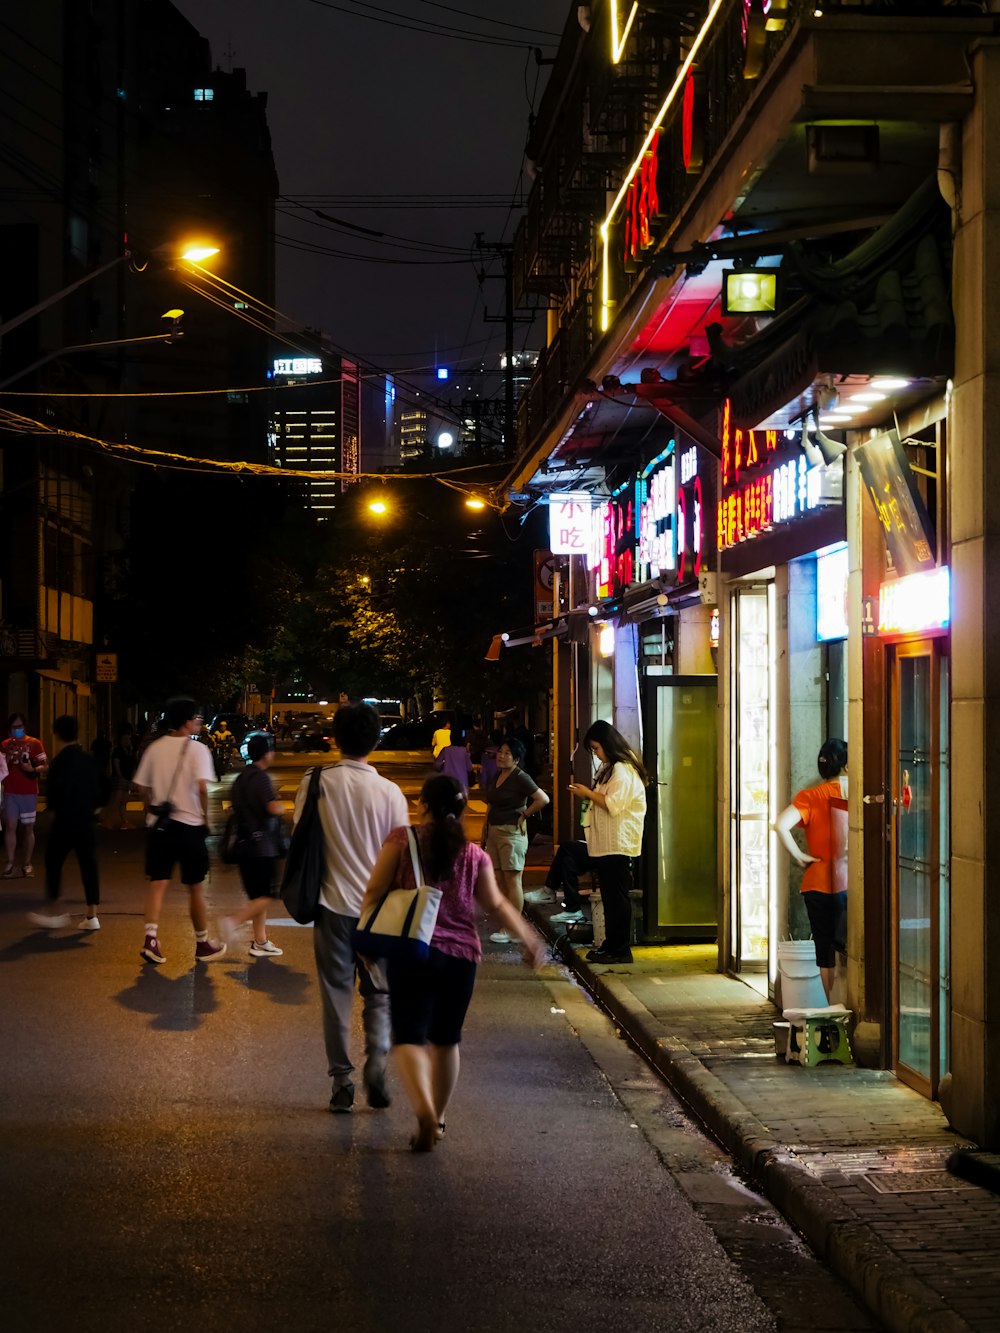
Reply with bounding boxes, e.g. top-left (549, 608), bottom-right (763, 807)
top-left (368, 499), bottom-right (389, 516)
top-left (436, 430), bottom-right (455, 450)
top-left (465, 497), bottom-right (486, 511)
top-left (181, 244), bottom-right (220, 264)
